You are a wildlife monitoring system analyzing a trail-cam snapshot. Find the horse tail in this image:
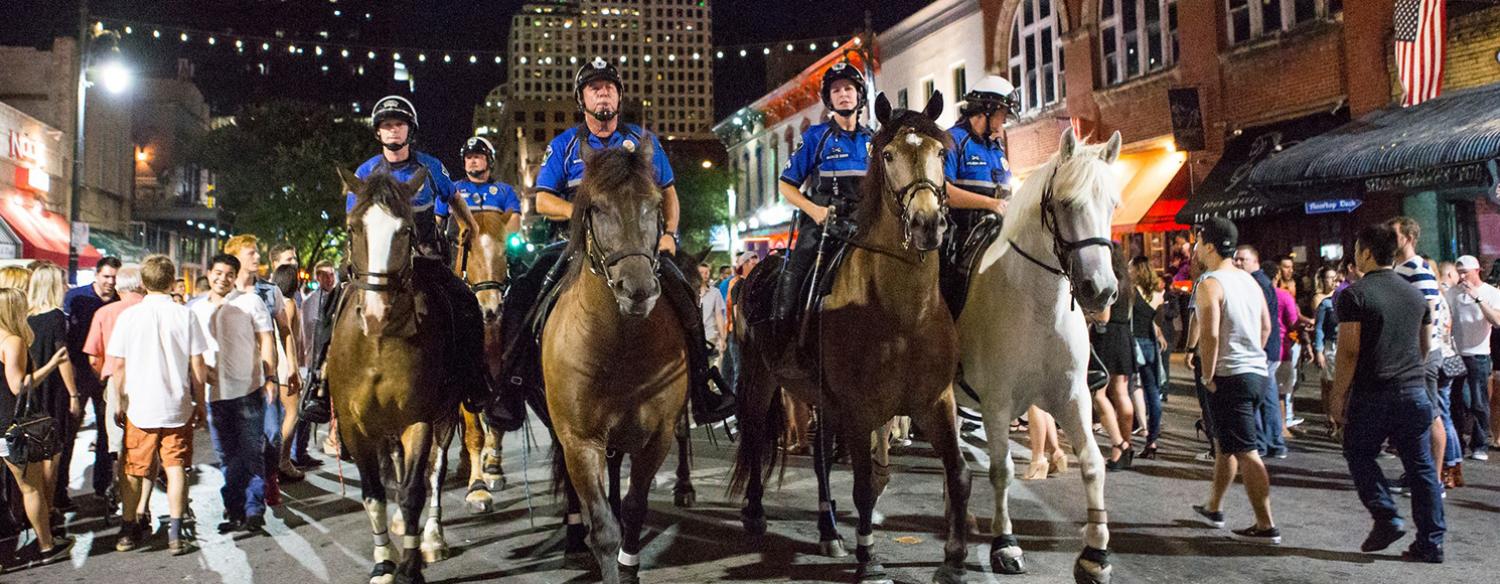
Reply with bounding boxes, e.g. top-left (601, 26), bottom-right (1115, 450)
top-left (726, 362), bottom-right (787, 497)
